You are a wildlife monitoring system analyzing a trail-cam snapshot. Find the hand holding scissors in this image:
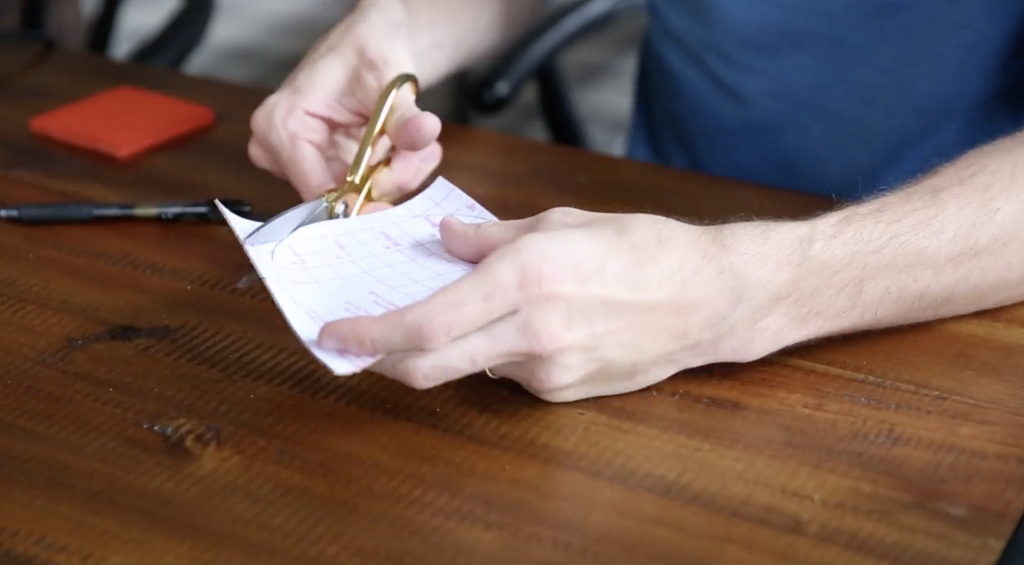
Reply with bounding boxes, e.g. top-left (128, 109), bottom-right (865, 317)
top-left (245, 73), bottom-right (424, 244)
top-left (247, 2), bottom-right (442, 211)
